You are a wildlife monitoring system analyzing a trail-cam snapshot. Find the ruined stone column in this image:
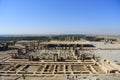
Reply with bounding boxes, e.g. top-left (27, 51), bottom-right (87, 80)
top-left (29, 55), bottom-right (34, 61)
top-left (53, 54), bottom-right (58, 62)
